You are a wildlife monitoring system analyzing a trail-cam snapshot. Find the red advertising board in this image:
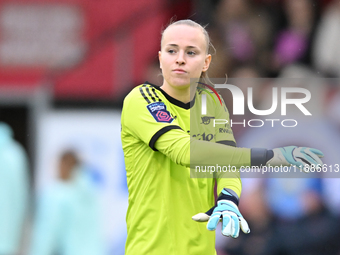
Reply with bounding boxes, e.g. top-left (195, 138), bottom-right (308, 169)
top-left (0, 0), bottom-right (167, 99)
